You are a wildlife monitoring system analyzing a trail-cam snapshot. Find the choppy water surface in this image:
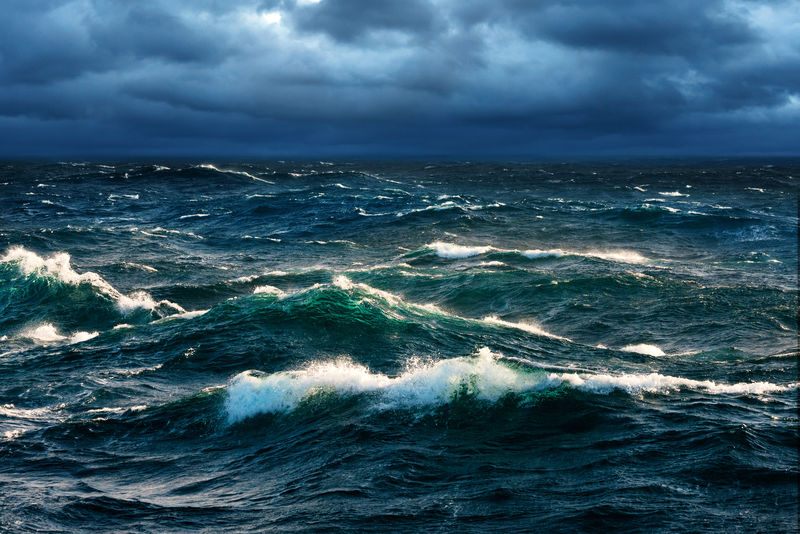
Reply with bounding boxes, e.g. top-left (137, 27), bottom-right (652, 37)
top-left (0, 161), bottom-right (797, 532)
